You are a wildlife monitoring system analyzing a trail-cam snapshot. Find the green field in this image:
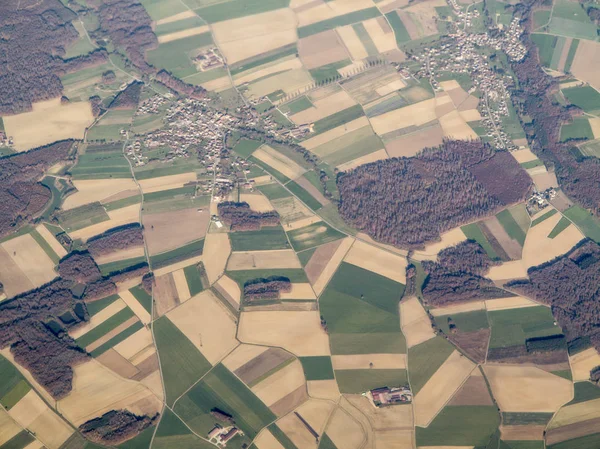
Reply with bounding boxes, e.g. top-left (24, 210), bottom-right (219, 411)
top-left (255, 184), bottom-right (290, 201)
top-left (58, 202), bottom-right (110, 232)
top-left (146, 33), bottom-right (214, 78)
top-left (150, 238), bottom-right (205, 269)
top-left (318, 129), bottom-right (384, 168)
top-left (385, 11), bottom-right (412, 45)
top-left (75, 307), bottom-right (135, 348)
top-left (532, 208), bottom-right (557, 226)
top-left (268, 424), bottom-right (300, 449)
top-left (567, 381), bottom-right (600, 405)
top-left (118, 424), bottom-right (156, 449)
top-left (249, 155), bottom-right (291, 184)
top-left (520, 159), bottom-right (543, 169)
top-left (531, 33), bottom-right (558, 67)
top-left (548, 432), bottom-right (600, 449)
top-left (335, 369), bottom-right (408, 393)
top-left (184, 263), bottom-right (206, 296)
top-left (154, 16), bottom-right (206, 36)
top-left (0, 356), bottom-right (30, 410)
top-left (230, 45), bottom-right (297, 76)
top-left (286, 221), bottom-right (344, 252)
top-left (560, 117), bottom-right (594, 141)
top-left (29, 228), bottom-right (61, 264)
top-left (154, 316), bottom-right (212, 405)
top-left (313, 104), bottom-right (365, 134)
top-left (461, 222), bottom-right (499, 260)
top-left (408, 336), bottom-right (454, 394)
top-left (299, 356), bottom-right (335, 381)
top-left (298, 7), bottom-right (381, 38)
top-left (548, 216), bottom-right (572, 238)
top-left (89, 322), bottom-right (144, 357)
top-left (318, 434), bottom-right (338, 449)
top-left (193, 0), bottom-right (289, 23)
top-left (227, 268), bottom-right (308, 289)
top-left (564, 39), bottom-right (580, 73)
top-left (229, 226), bottom-right (290, 251)
top-left (285, 181), bottom-right (323, 211)
top-left (99, 256), bottom-right (147, 276)
top-left (233, 139), bottom-right (263, 158)
top-left (354, 22), bottom-right (379, 55)
top-left (501, 441), bottom-right (544, 449)
top-left (547, 0), bottom-right (598, 39)
top-left (174, 363), bottom-right (276, 439)
top-left (152, 408), bottom-right (215, 449)
top-left (0, 430), bottom-right (35, 449)
top-left (320, 262), bottom-right (406, 355)
top-left (416, 406), bottom-right (500, 446)
top-left (497, 209), bottom-right (527, 246)
top-left (488, 306), bottom-right (562, 349)
top-left (280, 96), bottom-right (313, 115)
top-left (85, 294), bottom-right (120, 316)
top-left (579, 139), bottom-right (600, 158)
top-left (71, 146), bottom-right (131, 179)
top-left (564, 205), bottom-right (600, 243)
top-left (140, 0), bottom-right (188, 20)
top-left (562, 86), bottom-right (600, 114)
top-left (434, 309), bottom-right (489, 334)
top-left (129, 286), bottom-right (153, 315)
top-left (309, 60), bottom-right (352, 83)
top-left (501, 412), bottom-right (554, 425)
